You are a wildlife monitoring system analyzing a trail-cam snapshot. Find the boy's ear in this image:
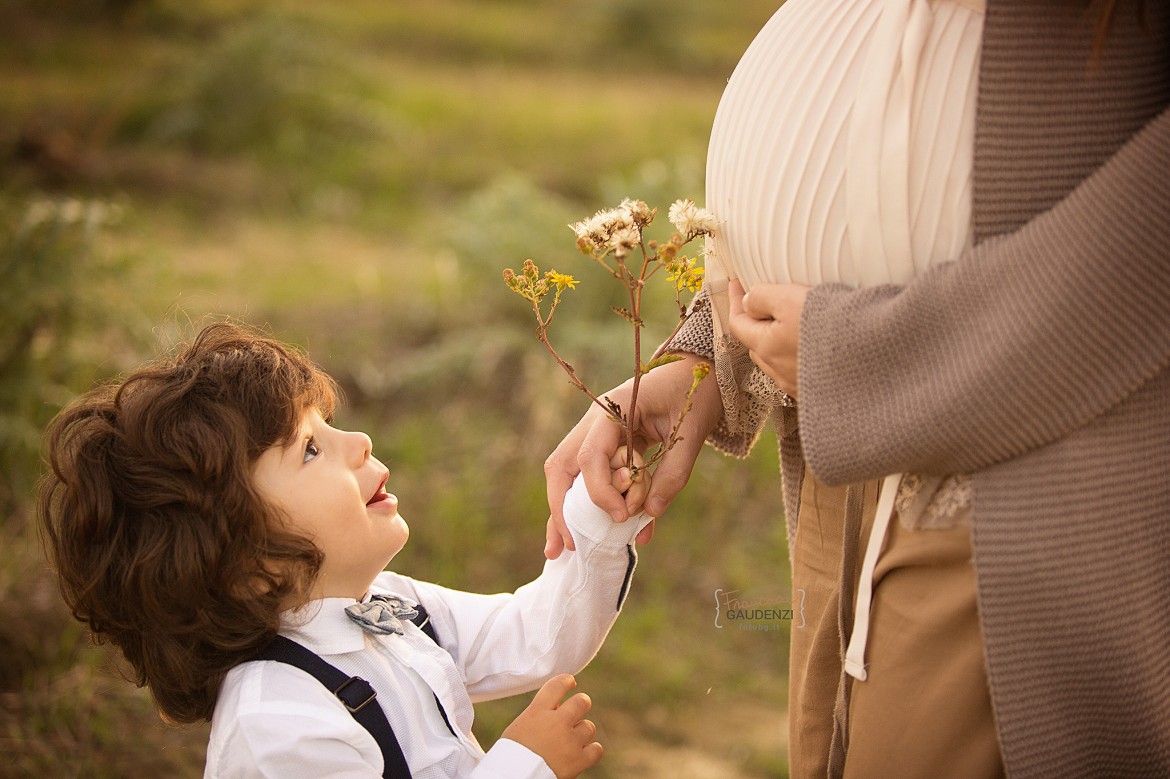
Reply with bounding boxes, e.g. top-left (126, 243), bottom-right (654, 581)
top-left (231, 569), bottom-right (273, 600)
top-left (243, 558), bottom-right (318, 612)
top-left (234, 564), bottom-right (289, 599)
